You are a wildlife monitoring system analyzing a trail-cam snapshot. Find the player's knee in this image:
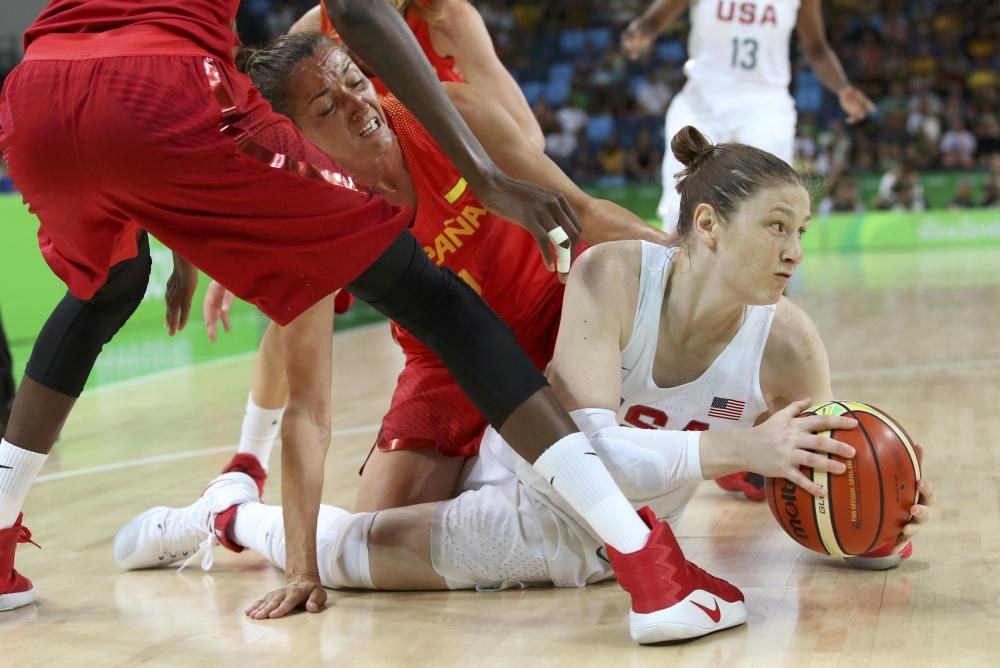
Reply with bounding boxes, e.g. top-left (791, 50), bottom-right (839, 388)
top-left (320, 509), bottom-right (378, 590)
